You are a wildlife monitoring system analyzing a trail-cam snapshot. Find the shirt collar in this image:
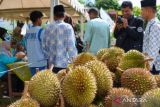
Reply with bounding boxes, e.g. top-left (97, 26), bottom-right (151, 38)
top-left (148, 17), bottom-right (156, 25)
top-left (54, 20), bottom-right (64, 23)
